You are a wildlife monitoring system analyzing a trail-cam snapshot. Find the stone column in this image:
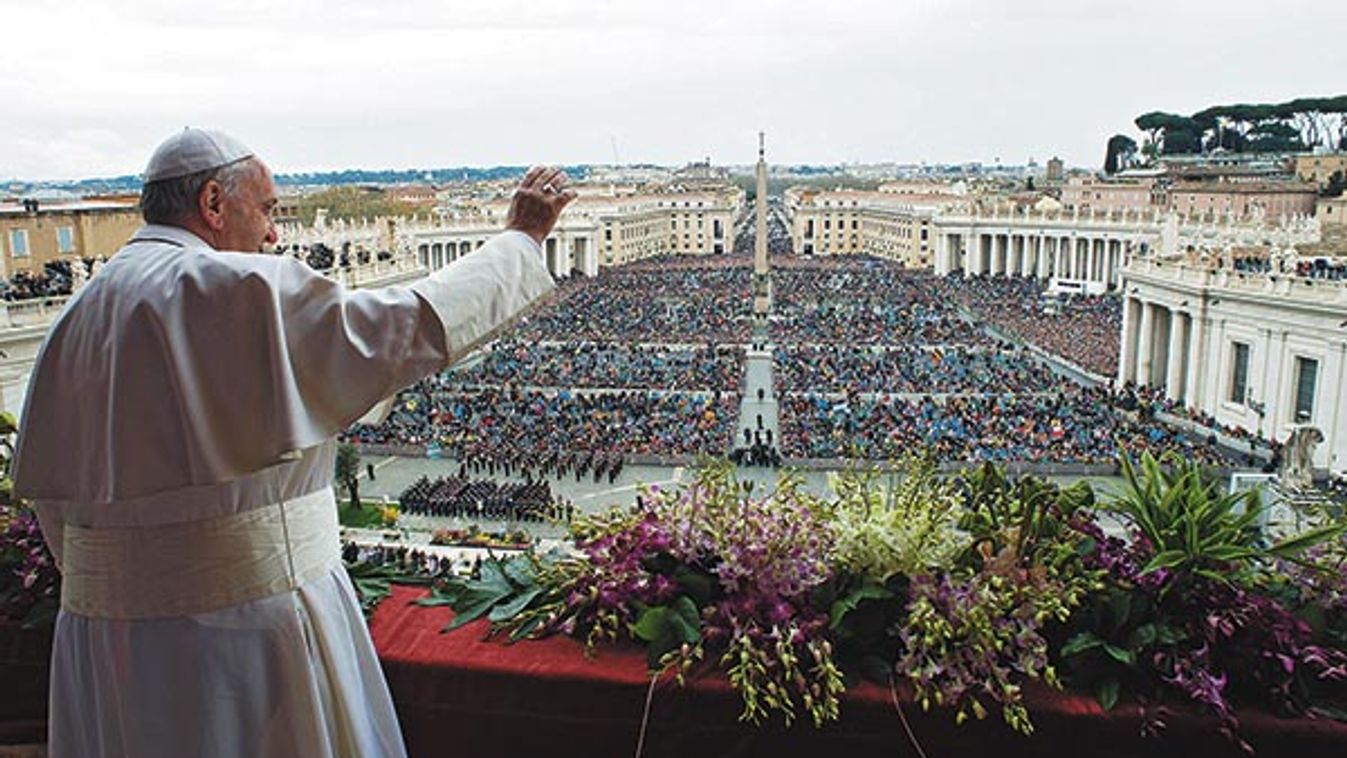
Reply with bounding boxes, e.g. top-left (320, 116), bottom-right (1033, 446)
top-left (935, 232), bottom-right (949, 275)
top-left (1137, 301), bottom-right (1155, 387)
top-left (1119, 296), bottom-right (1139, 387)
top-left (1185, 310), bottom-right (1206, 404)
top-left (1165, 310), bottom-right (1187, 402)
top-left (1037, 236), bottom-right (1049, 279)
